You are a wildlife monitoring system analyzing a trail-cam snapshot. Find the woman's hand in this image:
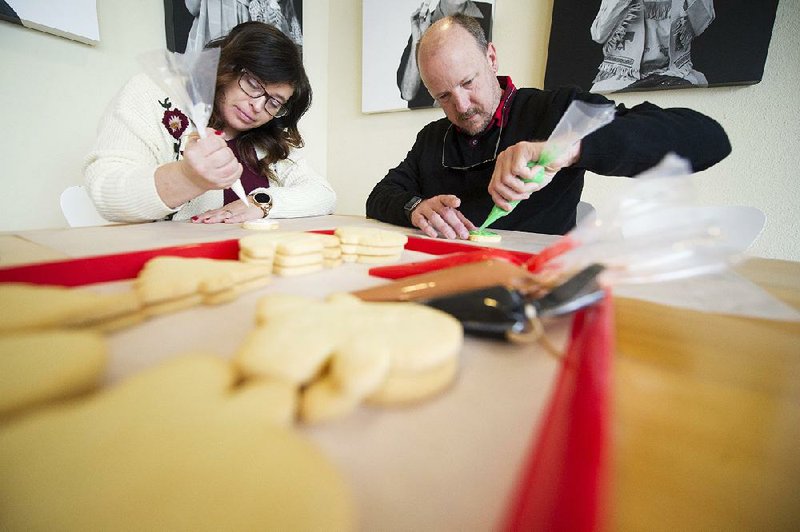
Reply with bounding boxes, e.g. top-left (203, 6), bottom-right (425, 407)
top-left (191, 198), bottom-right (265, 224)
top-left (180, 129), bottom-right (243, 192)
